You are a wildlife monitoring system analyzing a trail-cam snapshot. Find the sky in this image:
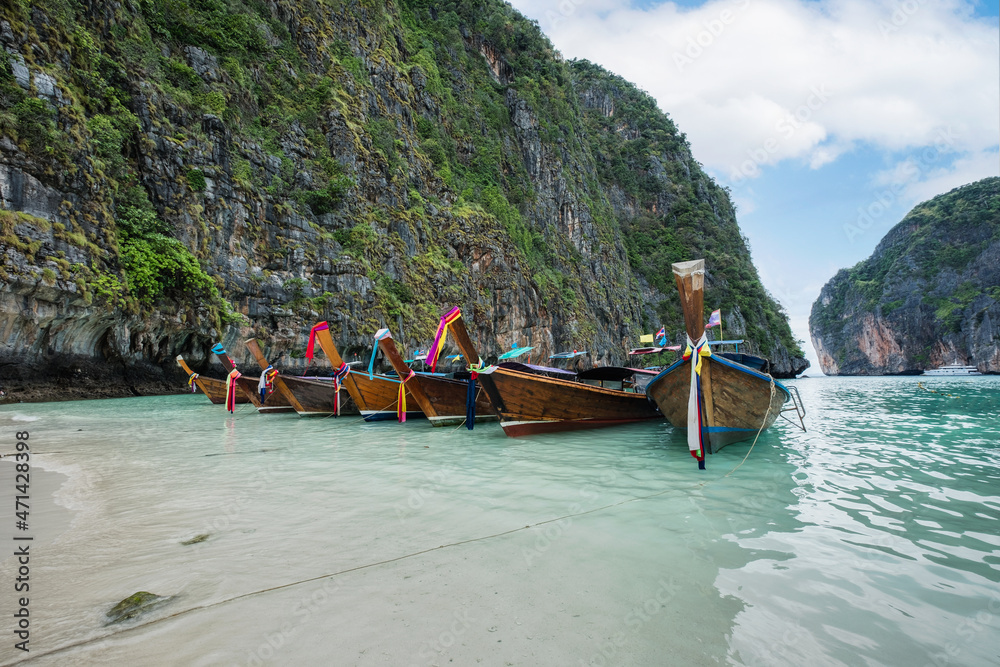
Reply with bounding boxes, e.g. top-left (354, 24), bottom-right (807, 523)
top-left (507, 0), bottom-right (1000, 373)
